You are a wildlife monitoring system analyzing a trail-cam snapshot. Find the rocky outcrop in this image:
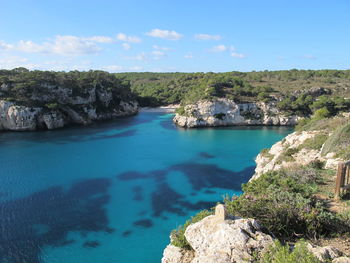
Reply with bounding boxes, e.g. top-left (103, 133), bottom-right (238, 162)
top-left (173, 98), bottom-right (300, 128)
top-left (251, 130), bottom-right (343, 181)
top-left (0, 86), bottom-right (138, 131)
top-left (161, 210), bottom-right (348, 263)
top-left (307, 243), bottom-right (343, 262)
top-left (162, 206), bottom-right (274, 263)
